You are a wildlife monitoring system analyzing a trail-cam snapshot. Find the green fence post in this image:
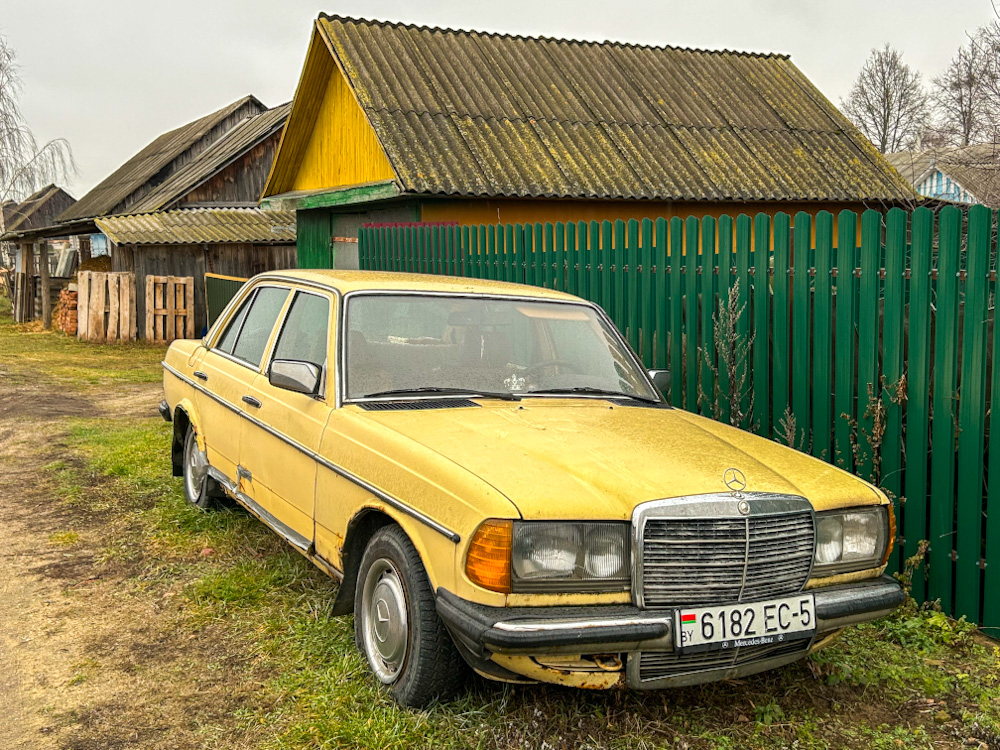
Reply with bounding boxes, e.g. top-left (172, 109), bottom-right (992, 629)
top-left (791, 212), bottom-right (812, 444)
top-left (834, 210), bottom-right (858, 471)
top-left (504, 223), bottom-right (515, 282)
top-left (717, 215), bottom-right (734, 425)
top-left (590, 221), bottom-right (601, 306)
top-left (986, 212), bottom-right (1000, 629)
top-left (857, 209), bottom-right (882, 482)
top-left (930, 205), bottom-right (961, 610)
top-left (956, 204), bottom-right (991, 621)
top-left (460, 225), bottom-right (470, 277)
top-left (735, 215), bottom-right (752, 427)
top-left (627, 219), bottom-right (640, 349)
top-left (670, 217), bottom-right (684, 407)
top-left (577, 221), bottom-right (589, 299)
top-left (881, 208), bottom-right (907, 573)
top-left (567, 222), bottom-right (578, 296)
top-left (700, 216), bottom-right (717, 417)
top-left (614, 220), bottom-right (626, 330)
top-left (601, 220), bottom-right (613, 317)
top-left (641, 218), bottom-right (654, 366)
top-left (511, 223), bottom-right (522, 284)
top-left (655, 218), bottom-right (668, 371)
top-left (542, 222), bottom-right (554, 289)
top-left (684, 216), bottom-right (700, 412)
top-left (812, 212), bottom-right (833, 462)
top-left (523, 223), bottom-right (535, 286)
top-left (905, 208), bottom-right (933, 604)
top-left (554, 221), bottom-right (565, 291)
top-left (772, 212), bottom-right (791, 437)
top-left (752, 213), bottom-right (771, 435)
